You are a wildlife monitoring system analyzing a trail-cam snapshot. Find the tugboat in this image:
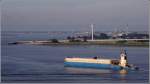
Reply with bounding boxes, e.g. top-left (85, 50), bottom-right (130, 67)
top-left (64, 49), bottom-right (139, 71)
